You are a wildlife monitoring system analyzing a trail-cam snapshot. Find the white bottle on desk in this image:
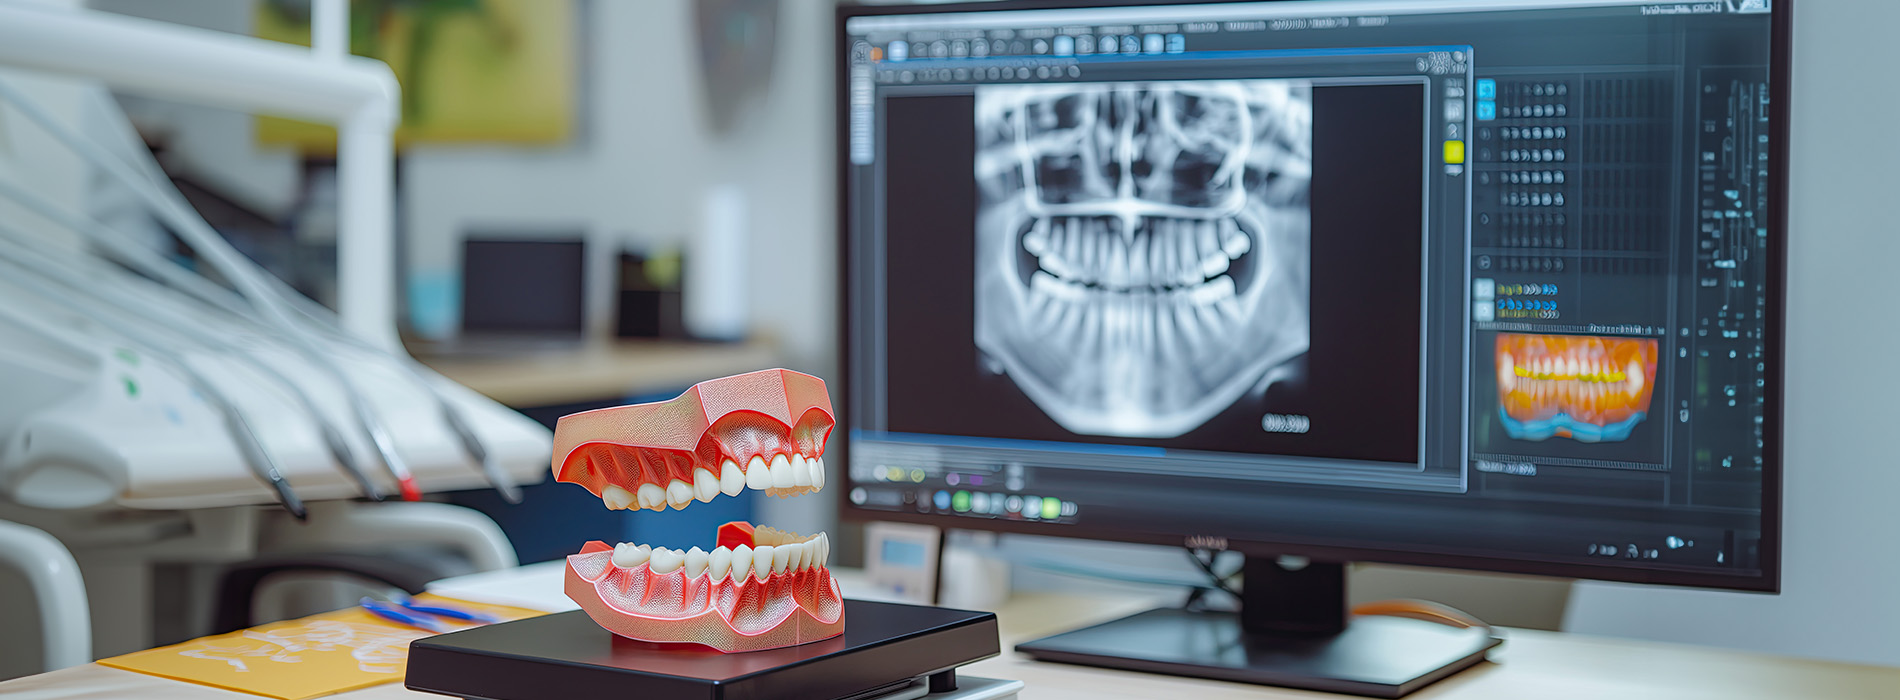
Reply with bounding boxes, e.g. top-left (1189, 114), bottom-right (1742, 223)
top-left (686, 184), bottom-right (749, 342)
